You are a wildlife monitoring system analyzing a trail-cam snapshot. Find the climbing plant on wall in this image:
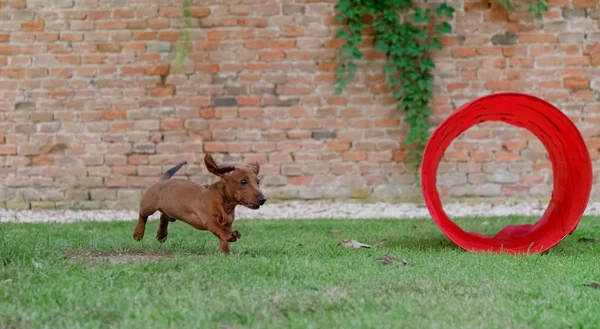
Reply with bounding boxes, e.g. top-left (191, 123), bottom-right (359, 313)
top-left (174, 0), bottom-right (192, 71)
top-left (333, 0), bottom-right (547, 180)
top-left (334, 0), bottom-right (454, 180)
